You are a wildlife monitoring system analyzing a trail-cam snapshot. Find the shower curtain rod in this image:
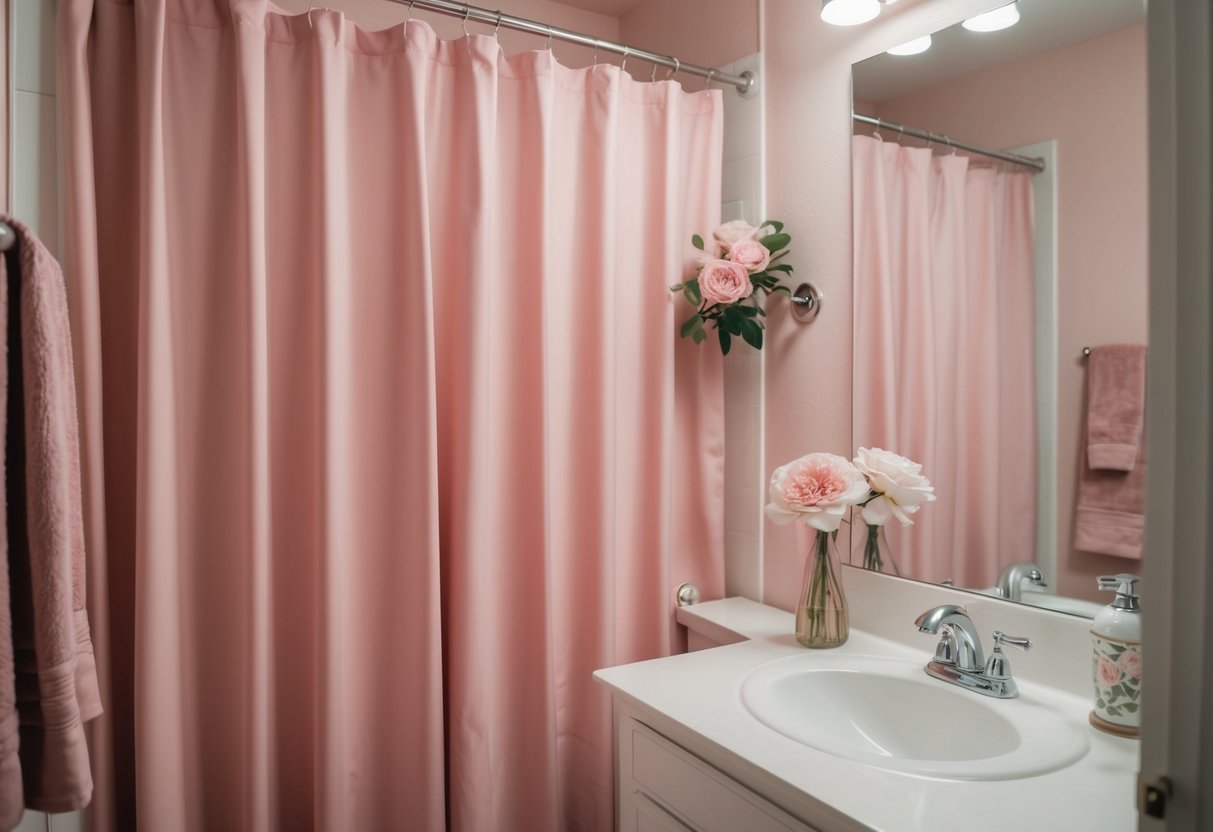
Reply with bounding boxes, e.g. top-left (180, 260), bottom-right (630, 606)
top-left (853, 113), bottom-right (1046, 173)
top-left (382, 0), bottom-right (756, 95)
